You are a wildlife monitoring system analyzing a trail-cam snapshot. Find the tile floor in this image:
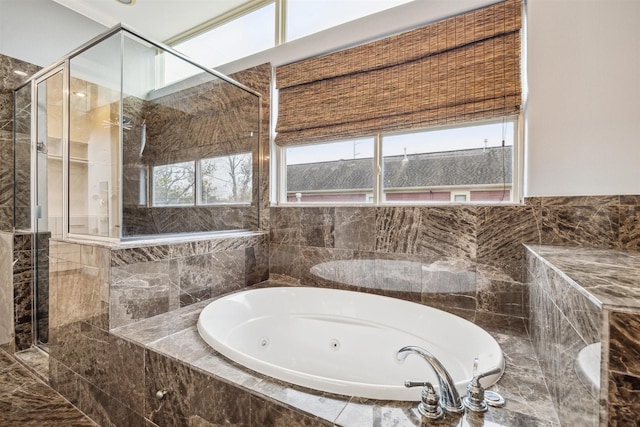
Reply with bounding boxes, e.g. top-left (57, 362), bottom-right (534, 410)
top-left (0, 349), bottom-right (96, 426)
